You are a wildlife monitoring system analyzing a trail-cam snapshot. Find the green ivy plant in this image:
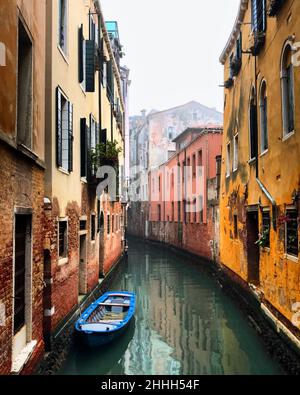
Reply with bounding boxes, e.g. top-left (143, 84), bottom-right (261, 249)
top-left (91, 140), bottom-right (122, 171)
top-left (255, 227), bottom-right (270, 248)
